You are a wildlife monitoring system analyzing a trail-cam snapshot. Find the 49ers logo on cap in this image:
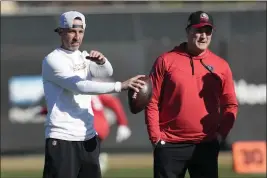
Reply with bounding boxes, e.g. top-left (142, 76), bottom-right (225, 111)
top-left (200, 13), bottom-right (209, 22)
